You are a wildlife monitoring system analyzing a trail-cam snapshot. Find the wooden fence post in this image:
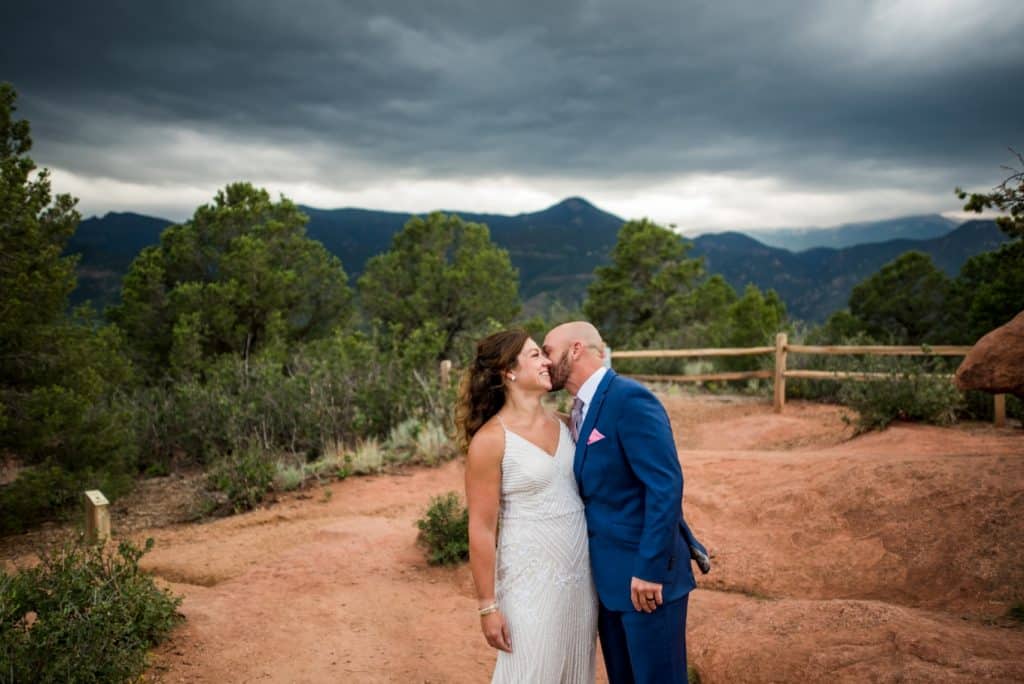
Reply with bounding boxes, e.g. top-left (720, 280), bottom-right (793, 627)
top-left (439, 359), bottom-right (452, 387)
top-left (773, 332), bottom-right (787, 413)
top-left (994, 393), bottom-right (1006, 428)
top-left (83, 490), bottom-right (110, 545)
